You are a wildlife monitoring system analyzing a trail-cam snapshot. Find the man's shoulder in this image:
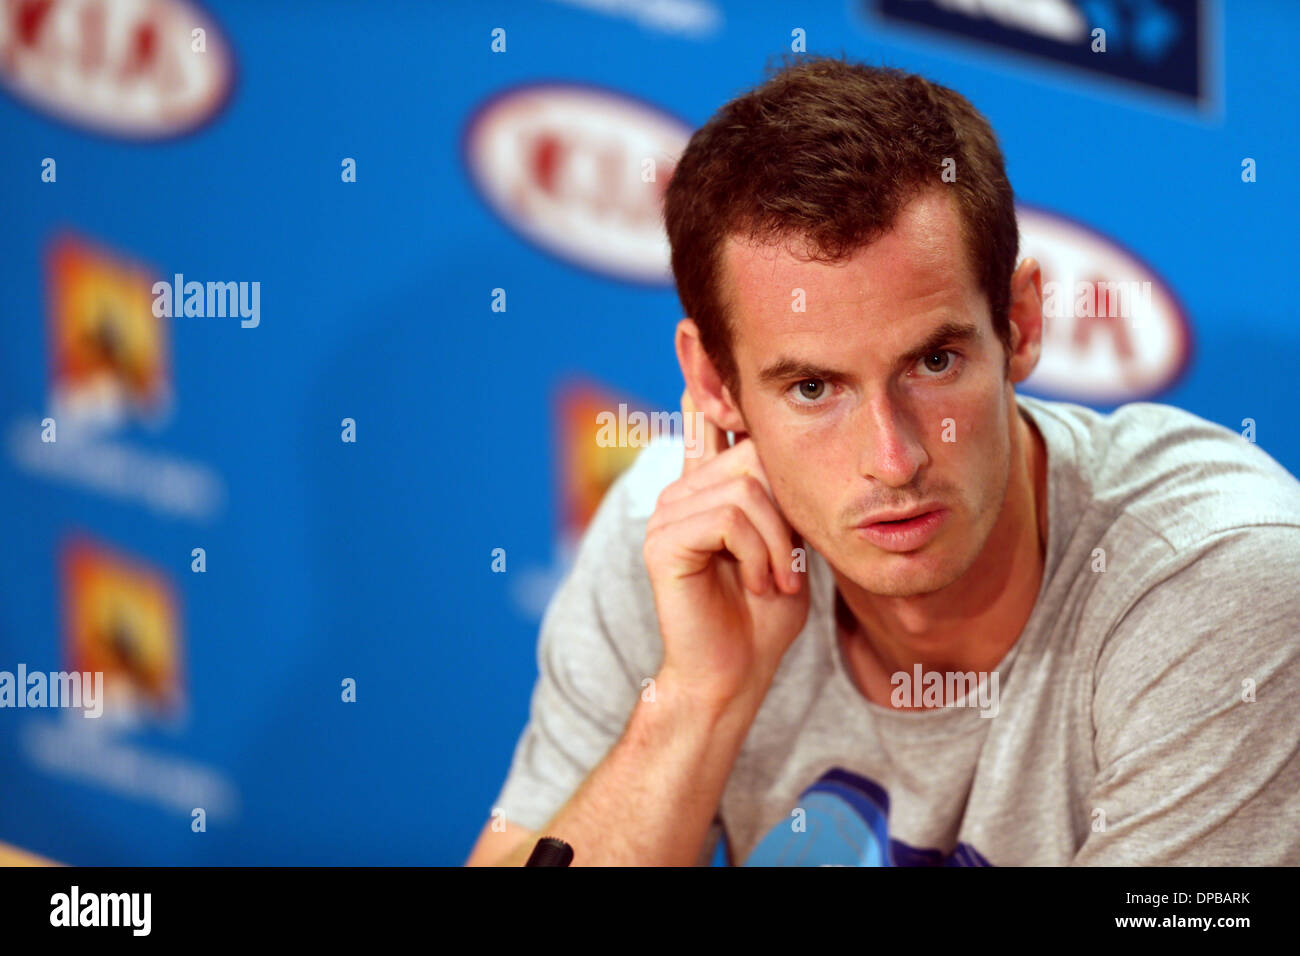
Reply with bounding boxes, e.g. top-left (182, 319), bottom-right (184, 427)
top-left (1025, 395), bottom-right (1300, 550)
top-left (562, 437), bottom-right (683, 578)
top-left (533, 441), bottom-right (679, 688)
top-left (614, 437), bottom-right (688, 522)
